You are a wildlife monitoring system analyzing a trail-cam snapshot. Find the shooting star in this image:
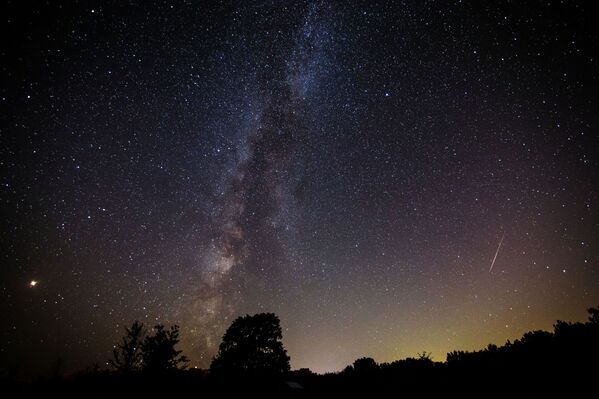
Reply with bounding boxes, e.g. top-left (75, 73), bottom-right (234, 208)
top-left (488, 232), bottom-right (505, 273)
